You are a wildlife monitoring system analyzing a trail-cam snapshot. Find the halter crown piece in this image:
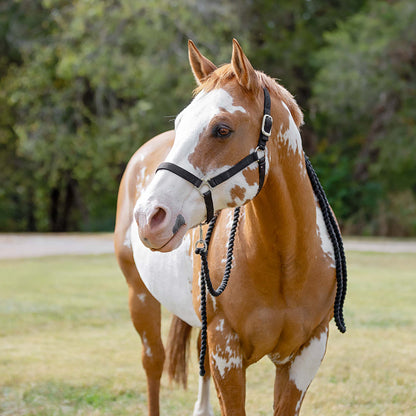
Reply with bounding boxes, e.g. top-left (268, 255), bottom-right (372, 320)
top-left (155, 87), bottom-right (347, 377)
